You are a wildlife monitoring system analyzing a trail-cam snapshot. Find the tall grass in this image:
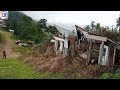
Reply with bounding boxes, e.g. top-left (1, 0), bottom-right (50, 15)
top-left (0, 58), bottom-right (65, 79)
